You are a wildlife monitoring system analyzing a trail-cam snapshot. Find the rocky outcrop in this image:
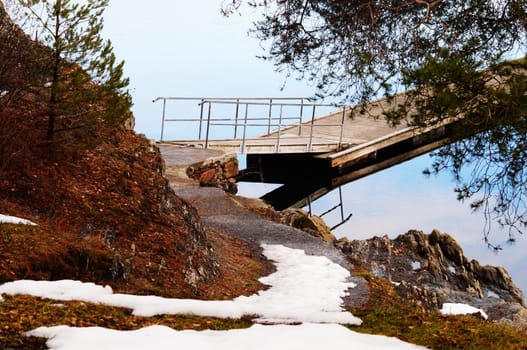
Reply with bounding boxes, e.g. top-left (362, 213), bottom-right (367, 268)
top-left (337, 229), bottom-right (527, 330)
top-left (279, 208), bottom-right (336, 244)
top-left (186, 154), bottom-right (239, 194)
